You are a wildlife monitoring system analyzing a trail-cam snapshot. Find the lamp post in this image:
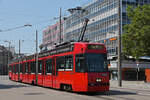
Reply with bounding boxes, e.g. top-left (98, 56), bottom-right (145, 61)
top-left (25, 24), bottom-right (38, 85)
top-left (4, 40), bottom-right (11, 75)
top-left (59, 7), bottom-right (62, 43)
top-left (18, 39), bottom-right (24, 81)
top-left (35, 30), bottom-right (38, 85)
